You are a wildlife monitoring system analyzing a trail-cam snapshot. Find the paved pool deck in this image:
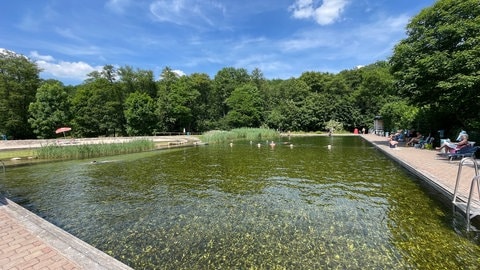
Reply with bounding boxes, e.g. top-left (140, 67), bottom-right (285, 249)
top-left (0, 196), bottom-right (133, 270)
top-left (0, 134), bottom-right (479, 269)
top-left (362, 133), bottom-right (479, 205)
